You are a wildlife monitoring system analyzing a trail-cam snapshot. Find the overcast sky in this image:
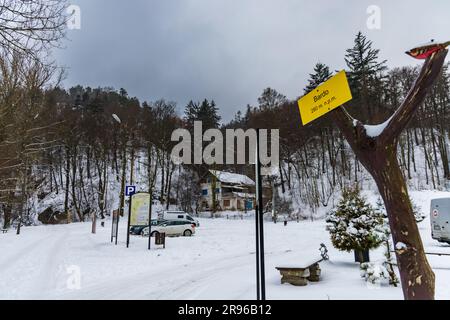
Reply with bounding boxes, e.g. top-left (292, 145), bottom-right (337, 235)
top-left (55, 0), bottom-right (450, 122)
